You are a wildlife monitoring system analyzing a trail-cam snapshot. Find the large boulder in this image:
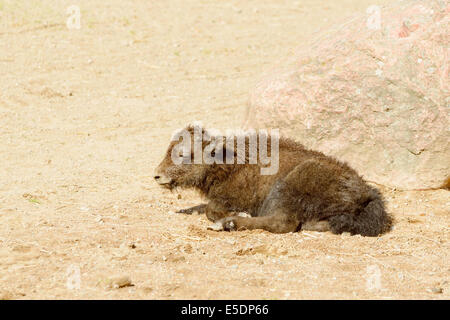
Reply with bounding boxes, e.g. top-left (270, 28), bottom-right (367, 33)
top-left (245, 0), bottom-right (449, 190)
